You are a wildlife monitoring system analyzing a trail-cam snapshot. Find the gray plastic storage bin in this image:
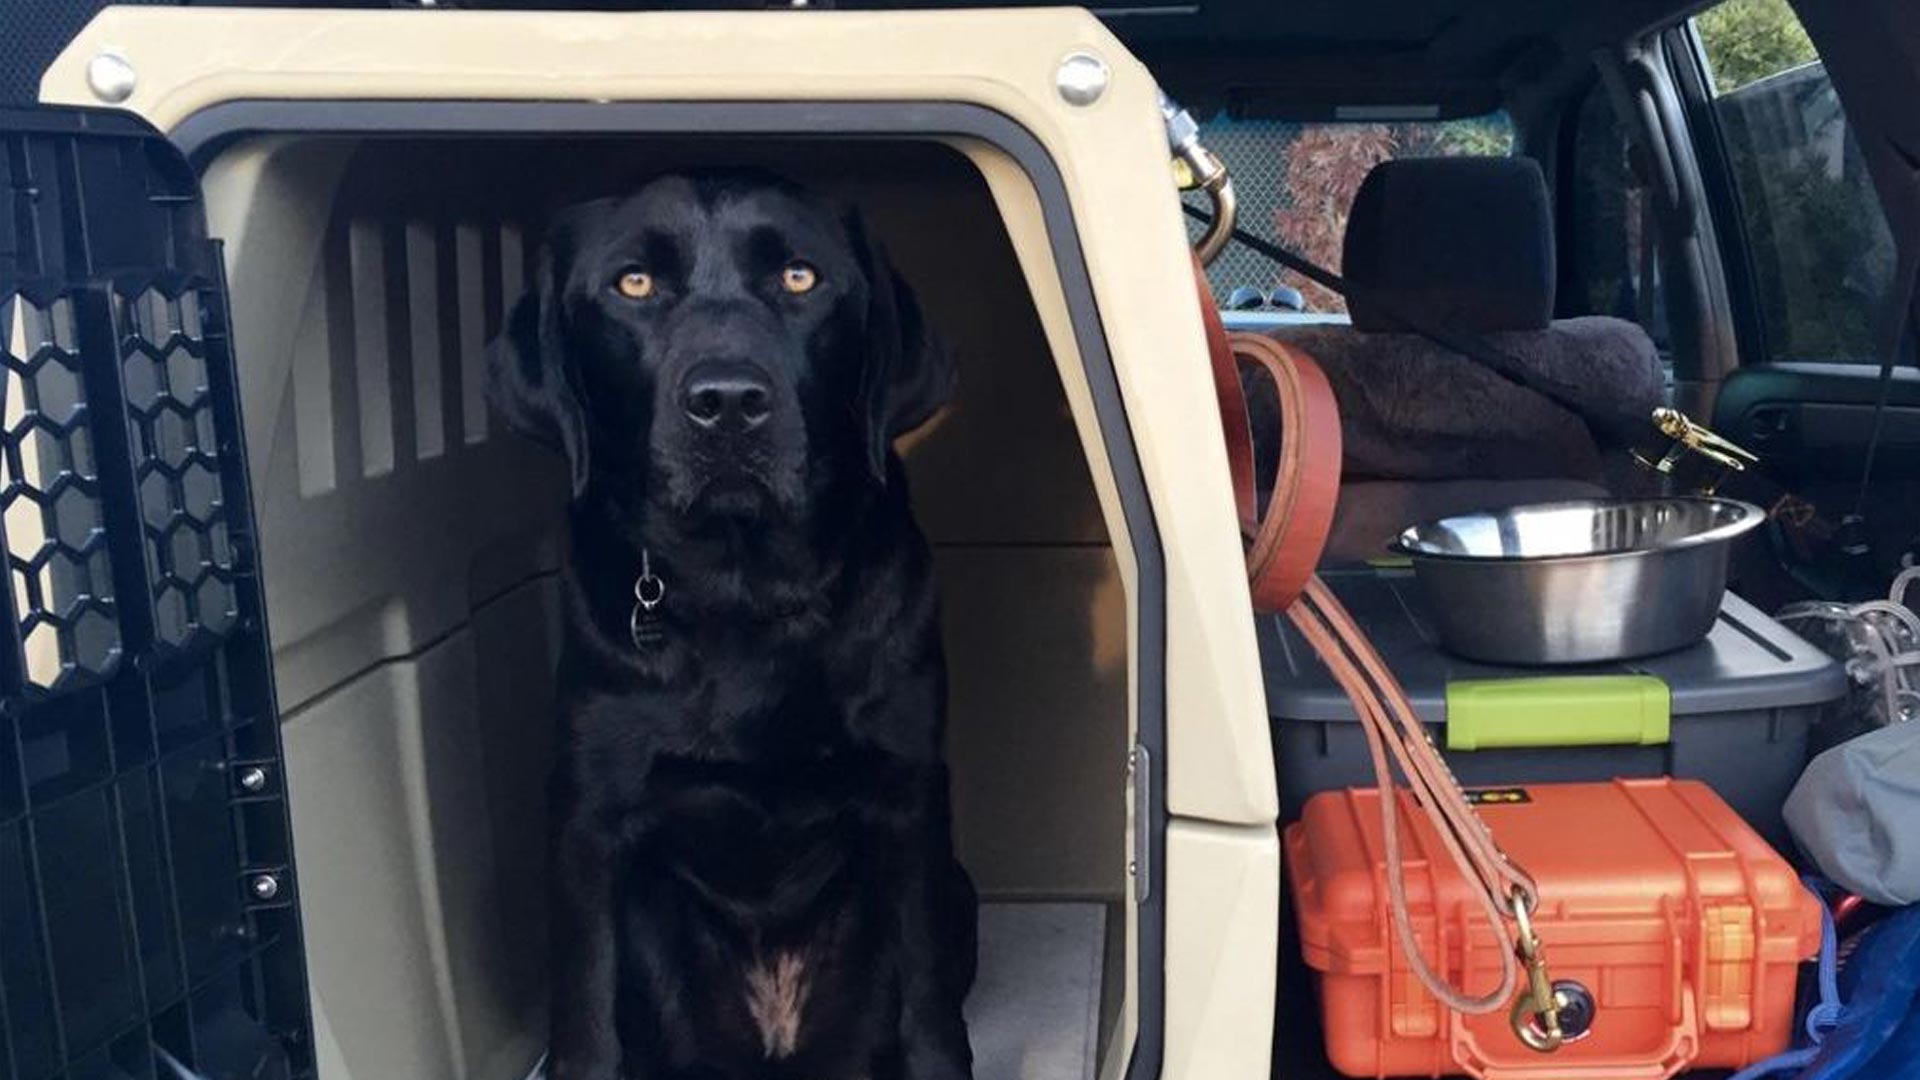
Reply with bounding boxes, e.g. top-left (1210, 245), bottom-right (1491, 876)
top-left (1261, 569), bottom-right (1847, 849)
